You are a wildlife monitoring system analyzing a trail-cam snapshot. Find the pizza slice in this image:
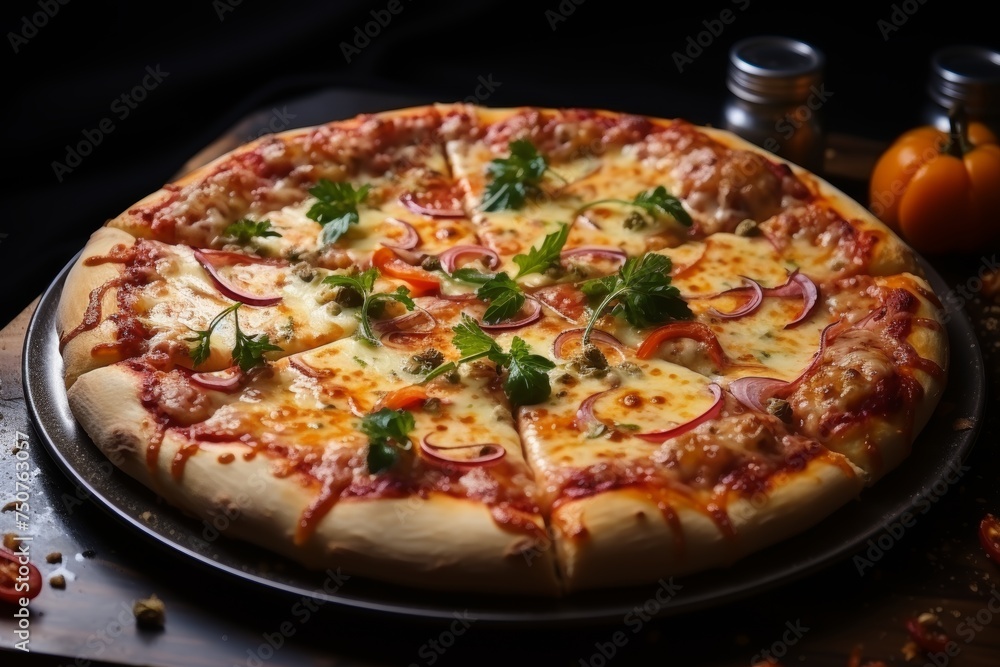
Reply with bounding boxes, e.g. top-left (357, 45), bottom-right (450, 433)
top-left (106, 106), bottom-right (479, 265)
top-left (58, 226), bottom-right (432, 387)
top-left (65, 296), bottom-right (560, 594)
